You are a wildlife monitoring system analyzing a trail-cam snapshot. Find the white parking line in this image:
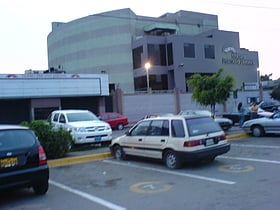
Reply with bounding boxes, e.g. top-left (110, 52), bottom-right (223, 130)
top-left (218, 156), bottom-right (280, 164)
top-left (231, 143), bottom-right (280, 149)
top-left (49, 180), bottom-right (127, 210)
top-left (103, 160), bottom-right (236, 185)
